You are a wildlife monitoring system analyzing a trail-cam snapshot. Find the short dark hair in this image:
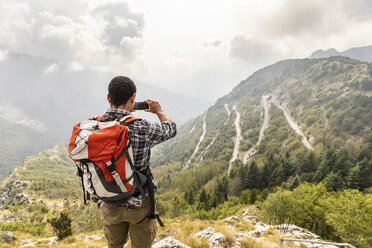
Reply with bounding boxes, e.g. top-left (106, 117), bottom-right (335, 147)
top-left (108, 76), bottom-right (136, 106)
